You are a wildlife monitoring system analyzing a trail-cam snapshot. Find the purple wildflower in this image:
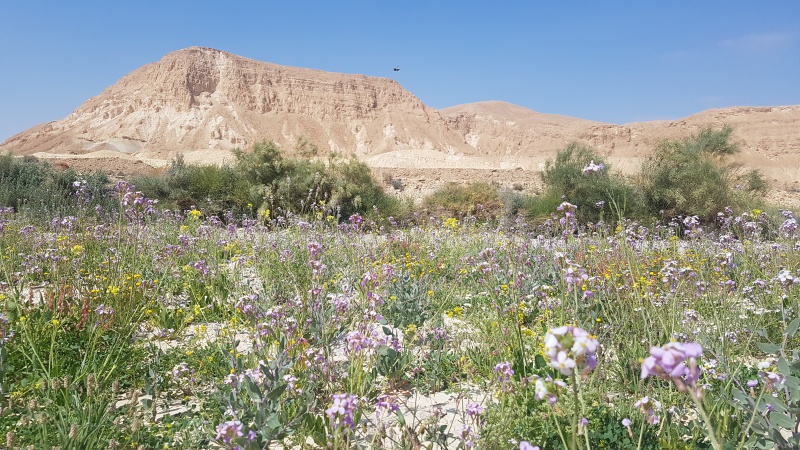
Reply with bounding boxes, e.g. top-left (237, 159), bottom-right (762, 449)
top-left (326, 393), bottom-right (359, 429)
top-left (641, 342), bottom-right (703, 394)
top-left (215, 420), bottom-right (244, 444)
